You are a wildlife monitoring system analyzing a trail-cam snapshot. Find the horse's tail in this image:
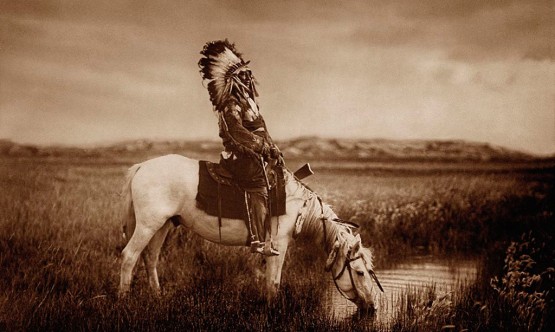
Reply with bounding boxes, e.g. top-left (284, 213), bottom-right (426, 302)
top-left (121, 163), bottom-right (142, 243)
